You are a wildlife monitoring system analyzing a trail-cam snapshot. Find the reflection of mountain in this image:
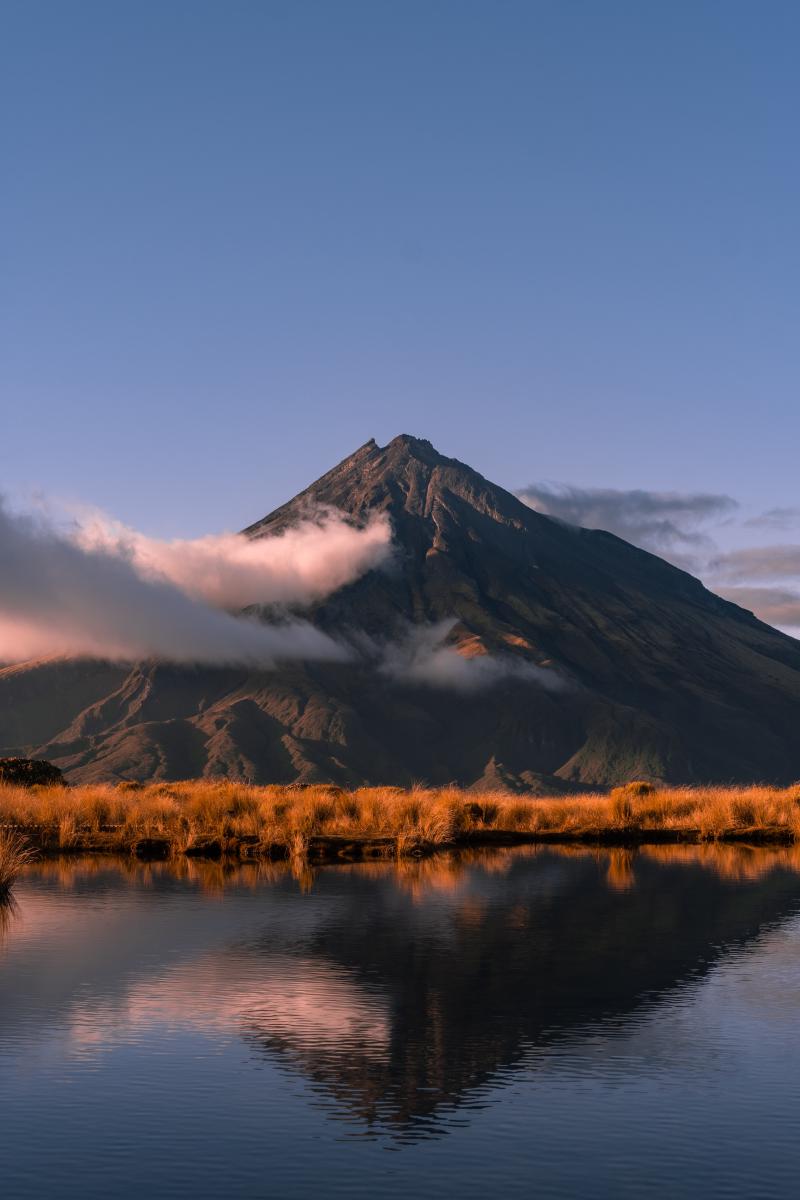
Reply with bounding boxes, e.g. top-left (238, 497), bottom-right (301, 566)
top-left (241, 850), bottom-right (800, 1132)
top-left (6, 850), bottom-right (800, 1140)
